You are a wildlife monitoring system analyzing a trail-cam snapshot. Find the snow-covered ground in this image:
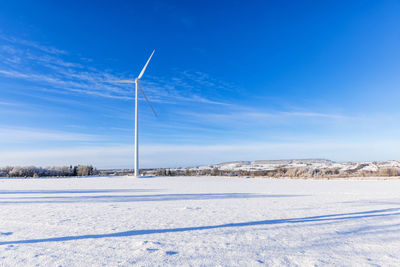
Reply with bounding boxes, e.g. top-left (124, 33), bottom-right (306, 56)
top-left (0, 176), bottom-right (399, 266)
